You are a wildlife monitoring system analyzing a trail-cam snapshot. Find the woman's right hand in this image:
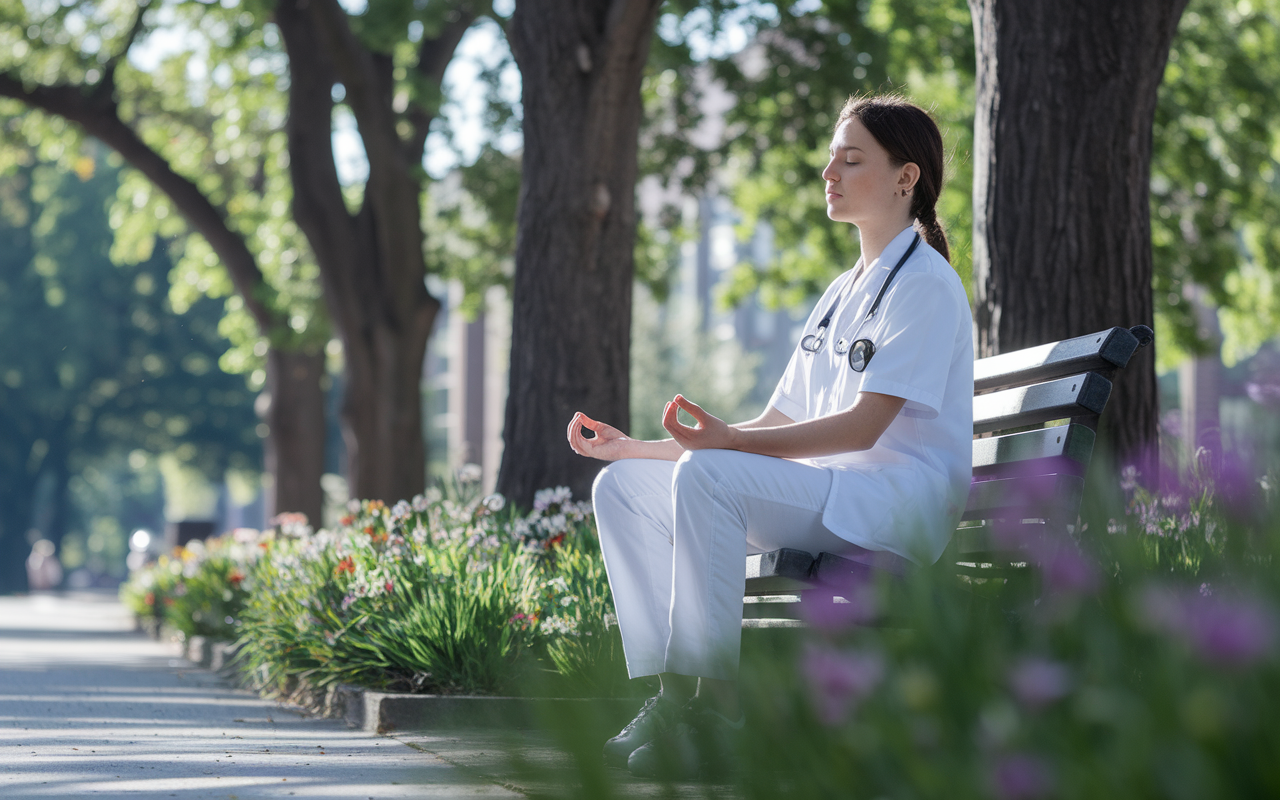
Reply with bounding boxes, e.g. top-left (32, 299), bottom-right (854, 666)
top-left (567, 412), bottom-right (633, 462)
